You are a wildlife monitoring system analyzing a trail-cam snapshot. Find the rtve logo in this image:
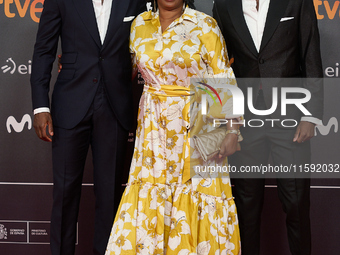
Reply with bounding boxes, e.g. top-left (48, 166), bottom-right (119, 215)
top-left (1, 58), bottom-right (32, 75)
top-left (314, 0), bottom-right (340, 19)
top-left (0, 0), bottom-right (43, 23)
top-left (6, 114), bottom-right (32, 133)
